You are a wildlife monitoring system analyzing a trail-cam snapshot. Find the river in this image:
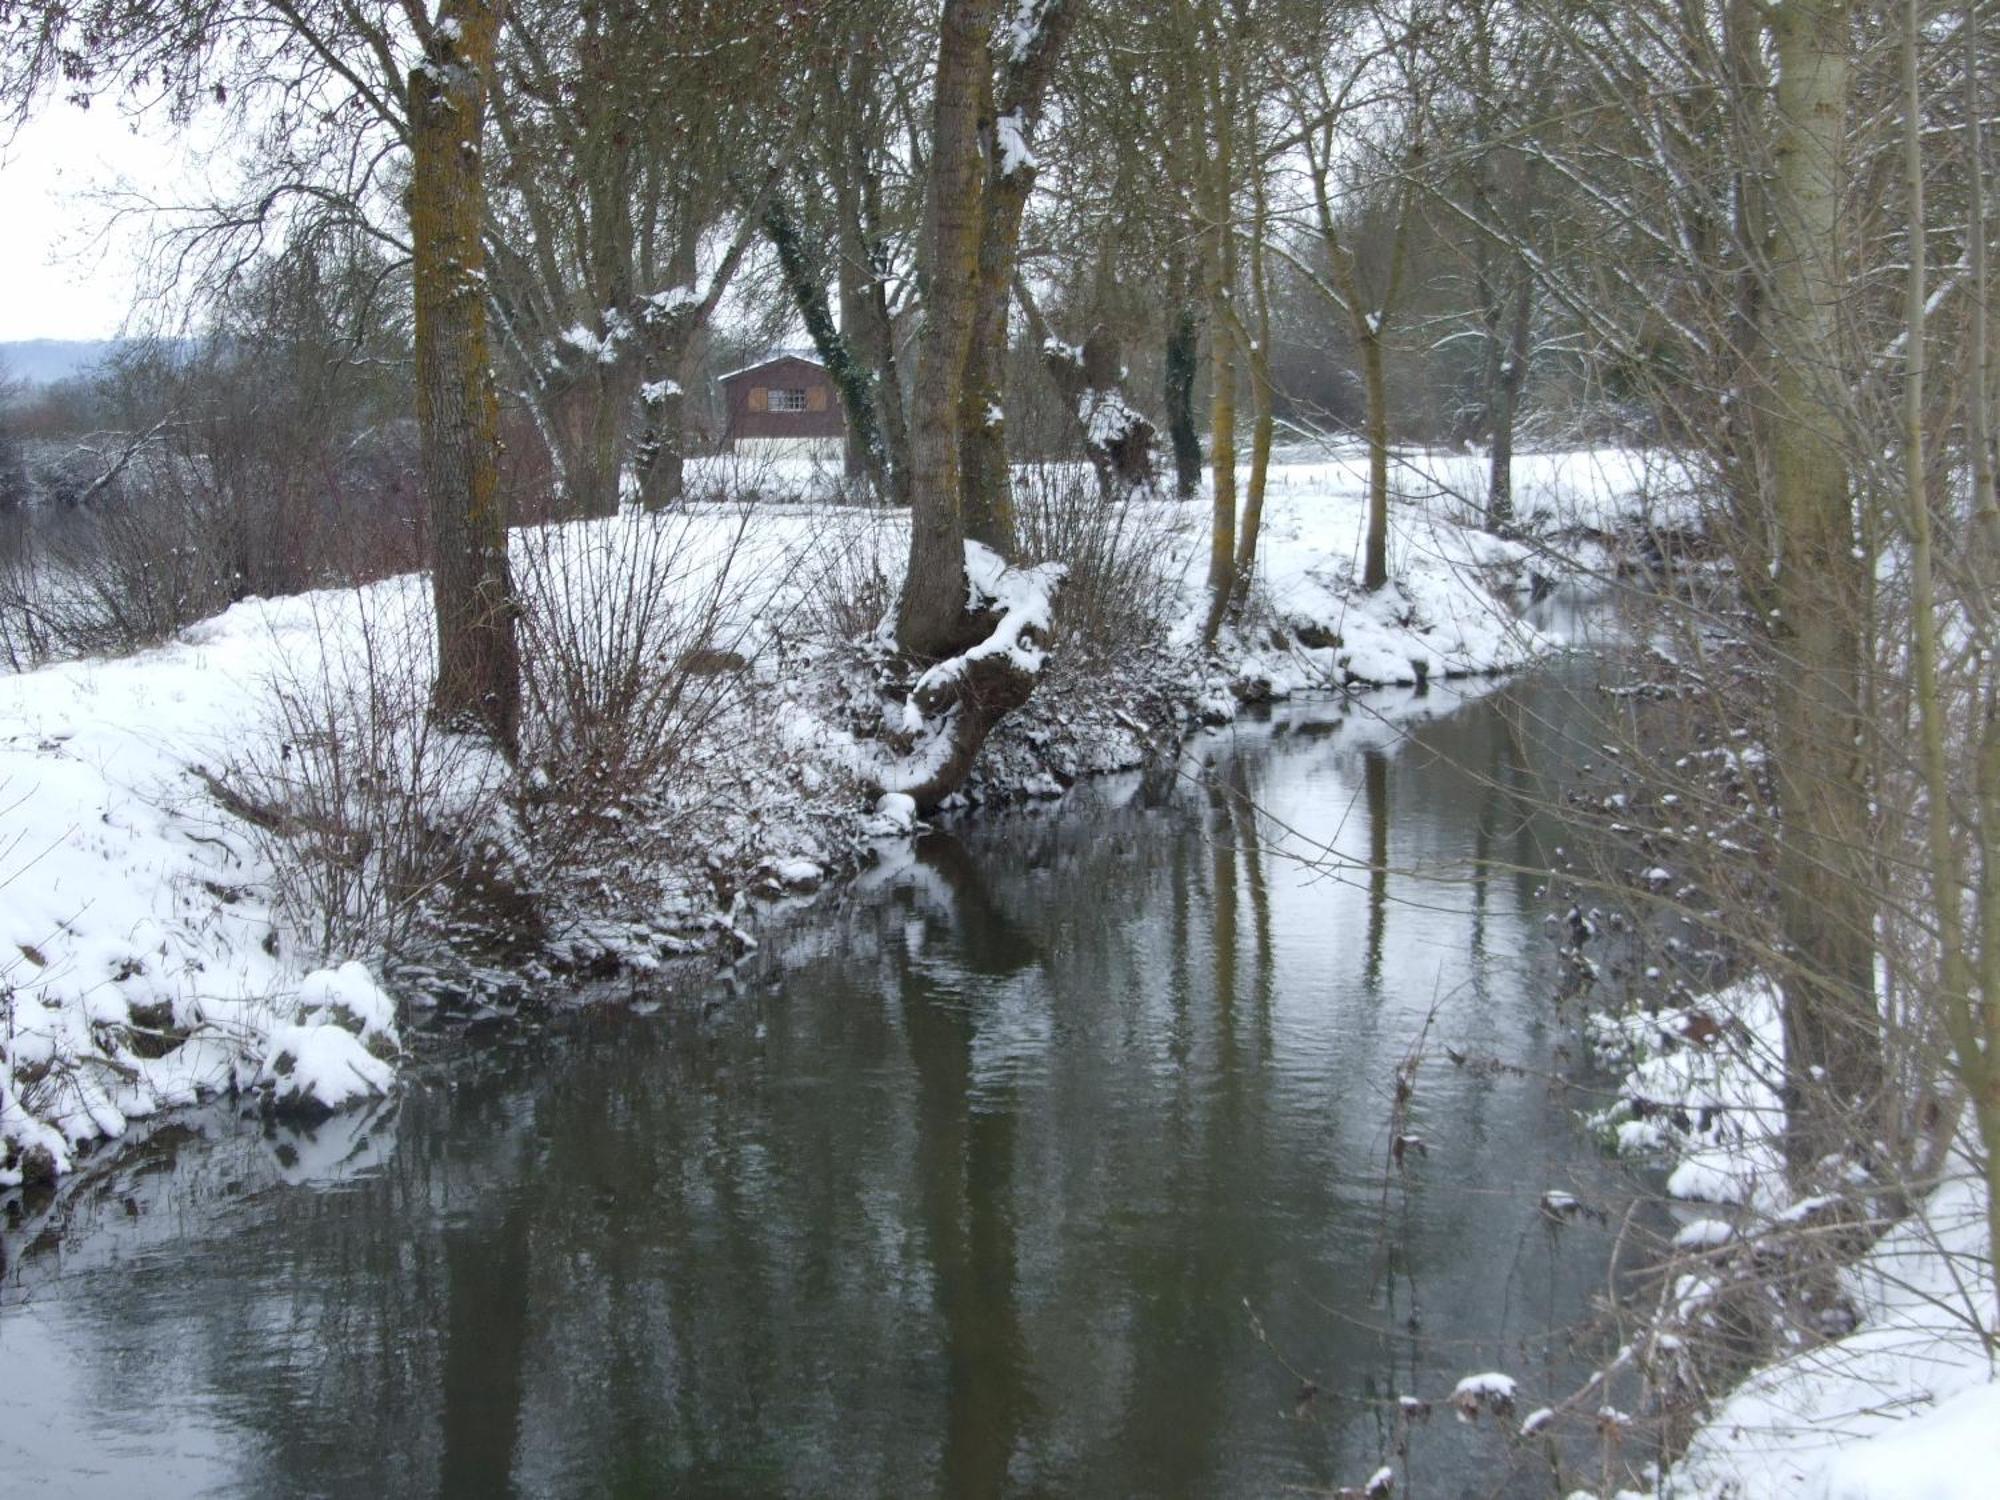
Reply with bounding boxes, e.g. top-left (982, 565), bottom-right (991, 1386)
top-left (0, 631), bottom-right (1649, 1499)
